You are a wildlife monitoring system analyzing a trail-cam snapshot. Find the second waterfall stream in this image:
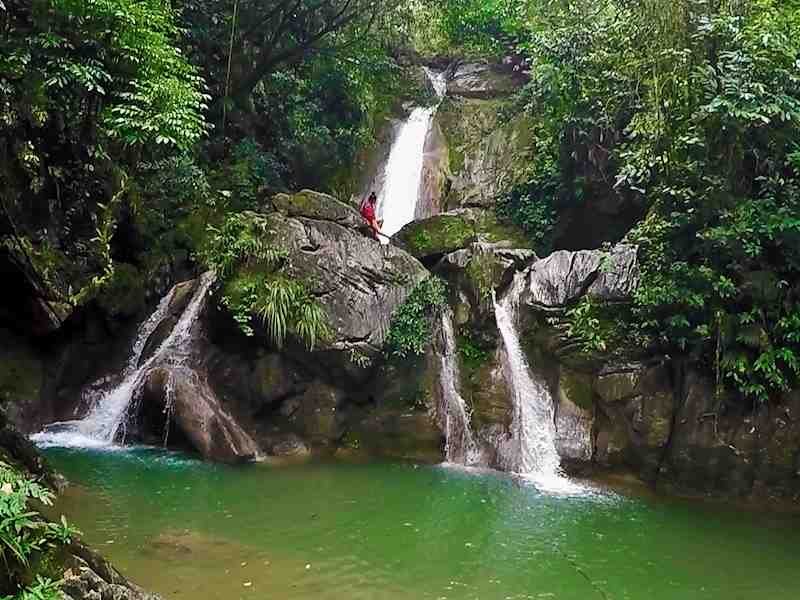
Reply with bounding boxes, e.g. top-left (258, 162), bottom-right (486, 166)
top-left (493, 274), bottom-right (579, 492)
